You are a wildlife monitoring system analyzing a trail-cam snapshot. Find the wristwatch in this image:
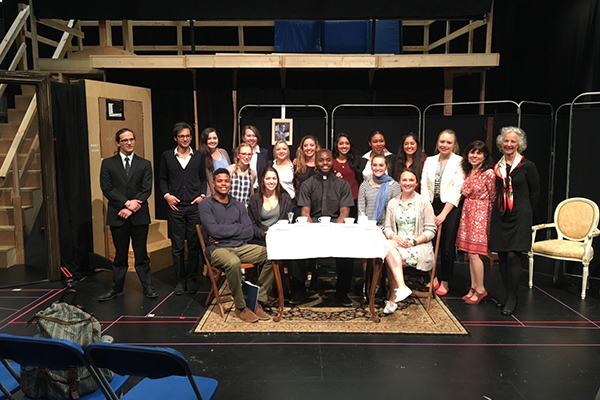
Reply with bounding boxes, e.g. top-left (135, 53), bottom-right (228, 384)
top-left (412, 238), bottom-right (417, 246)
